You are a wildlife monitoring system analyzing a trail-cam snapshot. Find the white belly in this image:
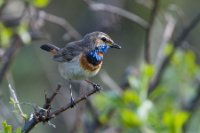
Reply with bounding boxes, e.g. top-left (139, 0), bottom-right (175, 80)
top-left (58, 56), bottom-right (99, 80)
